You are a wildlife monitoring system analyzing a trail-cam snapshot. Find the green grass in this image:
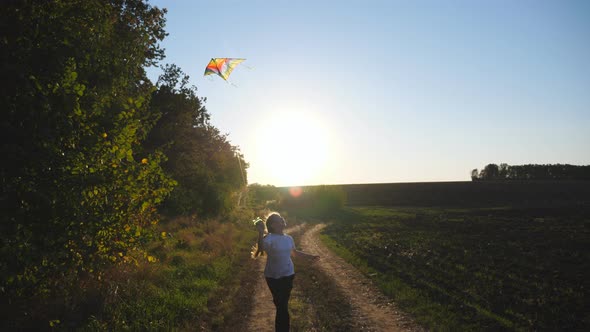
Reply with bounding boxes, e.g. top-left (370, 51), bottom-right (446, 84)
top-left (321, 206), bottom-right (590, 331)
top-left (78, 210), bottom-right (258, 331)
